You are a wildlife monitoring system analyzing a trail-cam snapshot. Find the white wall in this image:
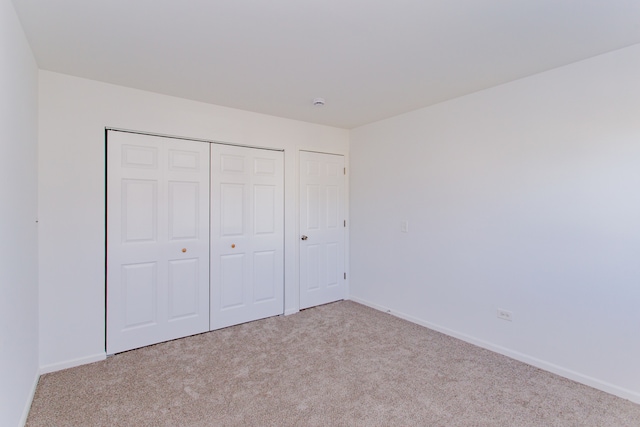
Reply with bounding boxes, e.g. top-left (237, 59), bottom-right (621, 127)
top-left (38, 71), bottom-right (349, 371)
top-left (0, 0), bottom-right (39, 425)
top-left (350, 44), bottom-right (640, 403)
